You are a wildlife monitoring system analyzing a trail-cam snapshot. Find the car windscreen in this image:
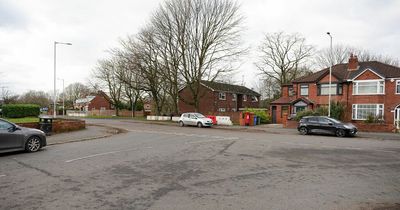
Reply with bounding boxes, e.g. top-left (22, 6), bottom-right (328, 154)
top-left (194, 114), bottom-right (205, 118)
